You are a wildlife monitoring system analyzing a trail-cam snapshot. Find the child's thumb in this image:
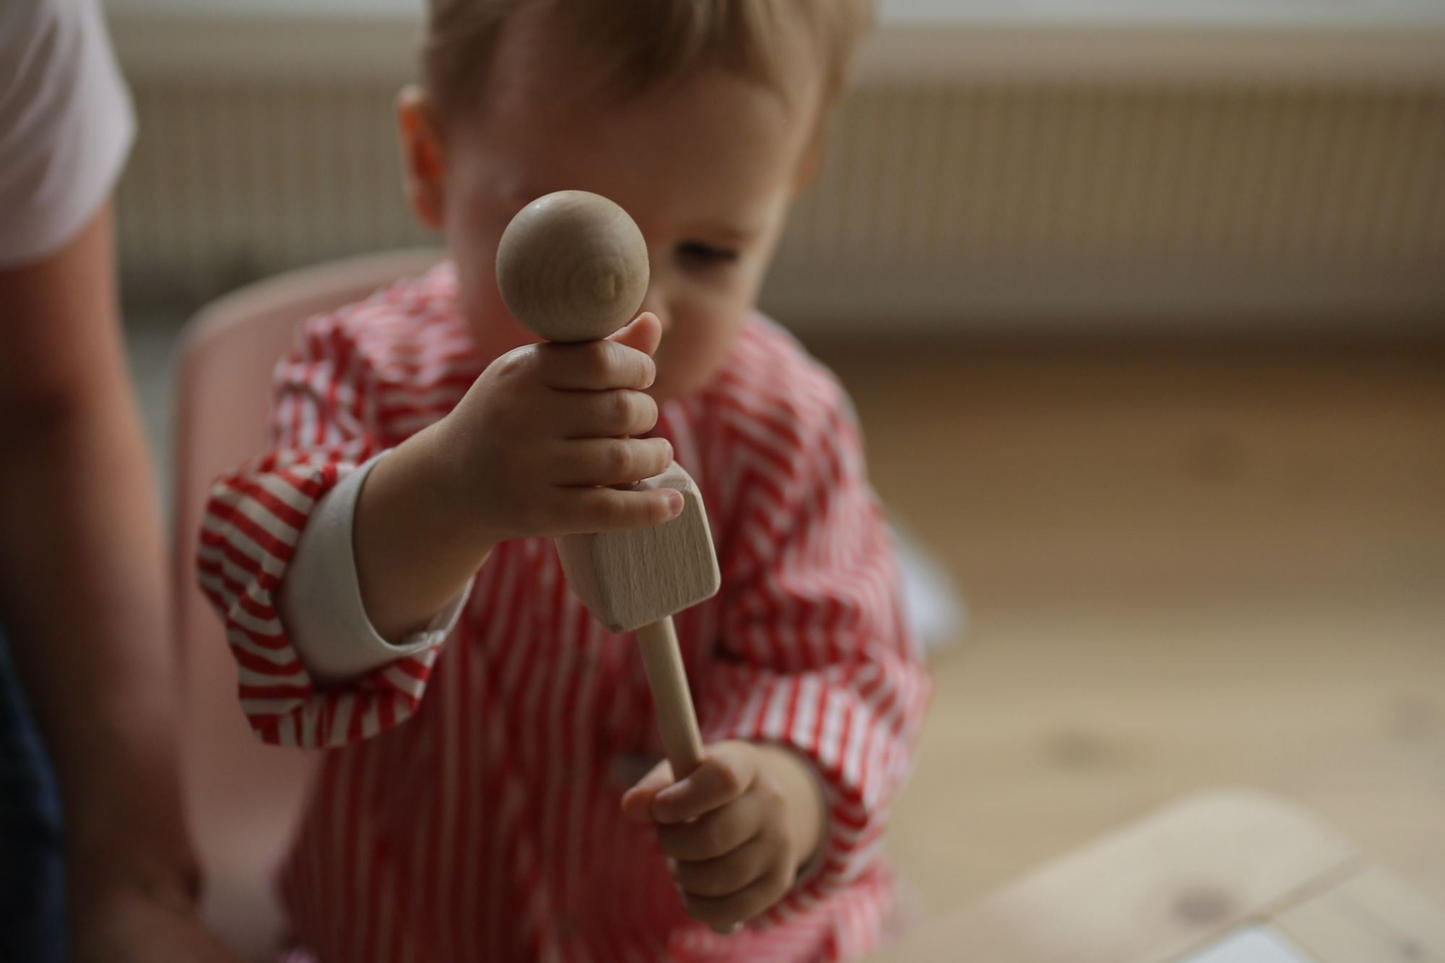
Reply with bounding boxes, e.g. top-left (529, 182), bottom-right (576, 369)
top-left (619, 758), bottom-right (674, 823)
top-left (608, 312), bottom-right (663, 358)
